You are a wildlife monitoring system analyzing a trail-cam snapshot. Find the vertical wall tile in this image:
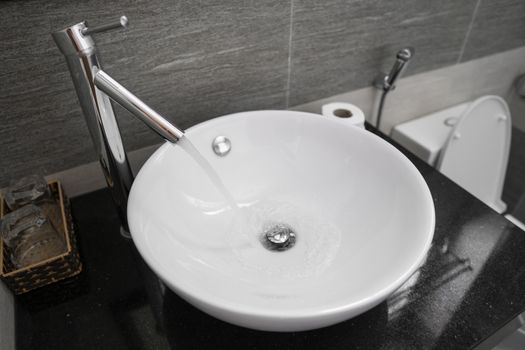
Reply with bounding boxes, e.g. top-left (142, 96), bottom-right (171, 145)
top-left (461, 0), bottom-right (525, 62)
top-left (0, 0), bottom-right (290, 186)
top-left (288, 0), bottom-right (477, 106)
